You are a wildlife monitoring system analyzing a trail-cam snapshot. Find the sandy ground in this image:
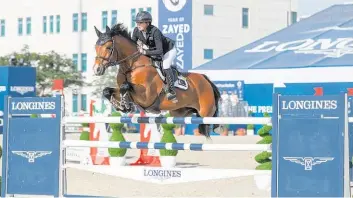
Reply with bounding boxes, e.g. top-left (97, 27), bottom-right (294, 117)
top-left (0, 133), bottom-right (271, 197)
top-left (63, 134), bottom-right (271, 198)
